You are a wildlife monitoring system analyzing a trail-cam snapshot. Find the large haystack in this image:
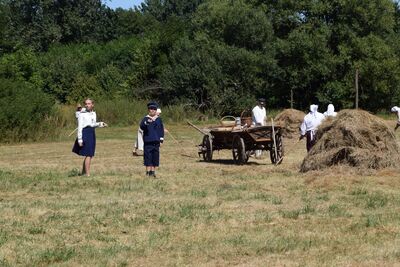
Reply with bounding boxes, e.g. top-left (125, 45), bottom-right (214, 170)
top-left (300, 109), bottom-right (400, 172)
top-left (274, 109), bottom-right (305, 138)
